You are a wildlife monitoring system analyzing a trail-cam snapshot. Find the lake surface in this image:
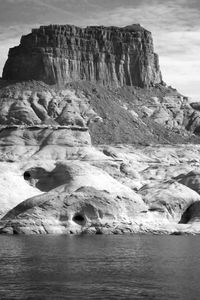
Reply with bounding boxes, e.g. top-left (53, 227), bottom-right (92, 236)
top-left (0, 235), bottom-right (200, 300)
